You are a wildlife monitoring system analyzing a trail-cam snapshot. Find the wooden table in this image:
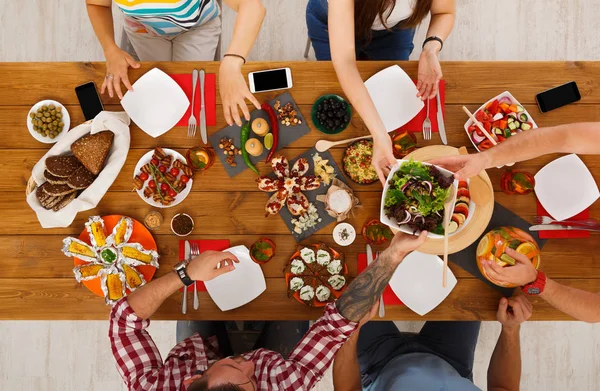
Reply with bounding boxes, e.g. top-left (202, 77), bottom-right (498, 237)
top-left (2, 61), bottom-right (600, 321)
